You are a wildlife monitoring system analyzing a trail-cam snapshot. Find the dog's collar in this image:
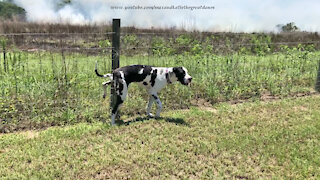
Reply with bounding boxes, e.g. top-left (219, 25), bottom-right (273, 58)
top-left (165, 69), bottom-right (172, 84)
